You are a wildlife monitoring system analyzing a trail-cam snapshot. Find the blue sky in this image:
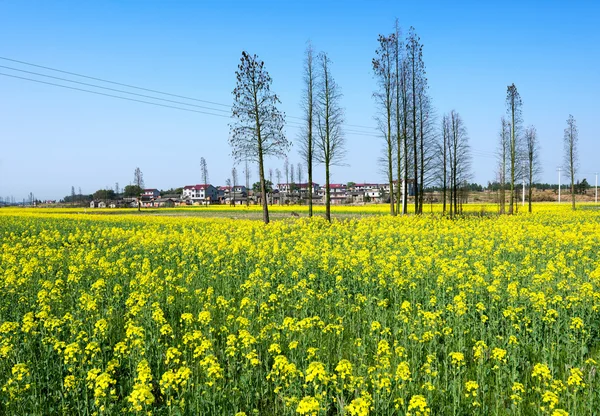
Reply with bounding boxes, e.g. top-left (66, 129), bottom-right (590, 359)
top-left (1, 1), bottom-right (598, 200)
